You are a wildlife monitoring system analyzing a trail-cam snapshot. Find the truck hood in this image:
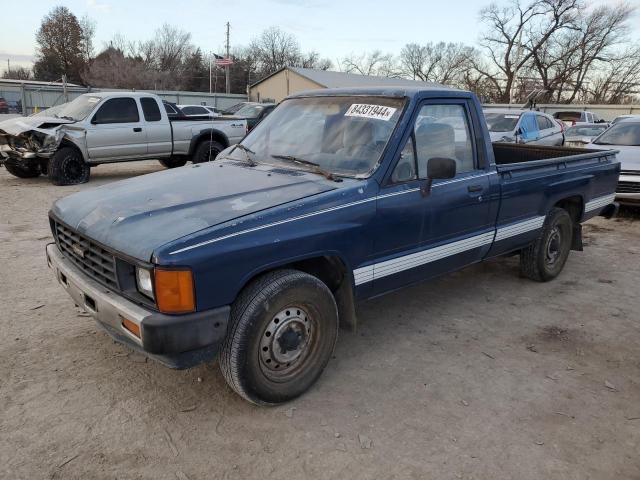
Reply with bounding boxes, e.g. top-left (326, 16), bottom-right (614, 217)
top-left (51, 161), bottom-right (336, 261)
top-left (0, 115), bottom-right (75, 135)
top-left (587, 144), bottom-right (640, 171)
